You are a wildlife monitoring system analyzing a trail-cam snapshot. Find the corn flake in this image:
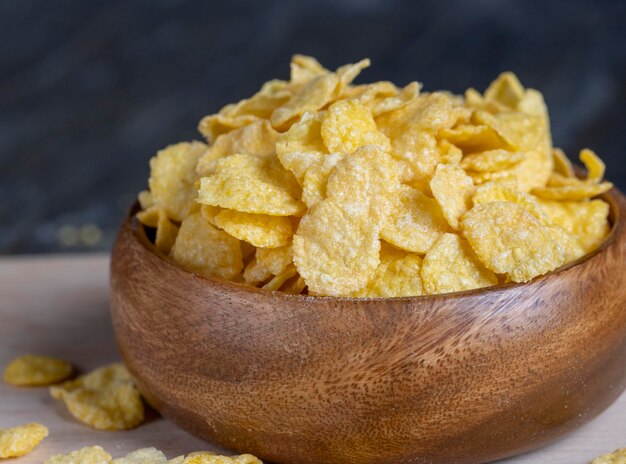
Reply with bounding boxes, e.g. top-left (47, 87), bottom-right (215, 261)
top-left (3, 354), bottom-right (73, 387)
top-left (183, 452), bottom-right (262, 464)
top-left (213, 209), bottom-right (292, 248)
top-left (50, 363), bottom-right (144, 431)
top-left (552, 148), bottom-right (575, 178)
top-left (170, 212), bottom-right (243, 279)
top-left (111, 448), bottom-right (167, 464)
top-left (473, 182), bottom-right (547, 222)
top-left (422, 233), bottom-right (497, 294)
top-left (136, 207), bottom-right (179, 254)
top-left (591, 448), bottom-right (626, 464)
top-left (198, 154), bottom-right (305, 216)
top-left (460, 149), bottom-right (524, 172)
top-left (0, 422), bottom-right (48, 458)
top-left (430, 164), bottom-right (475, 230)
top-left (45, 445), bottom-right (112, 464)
